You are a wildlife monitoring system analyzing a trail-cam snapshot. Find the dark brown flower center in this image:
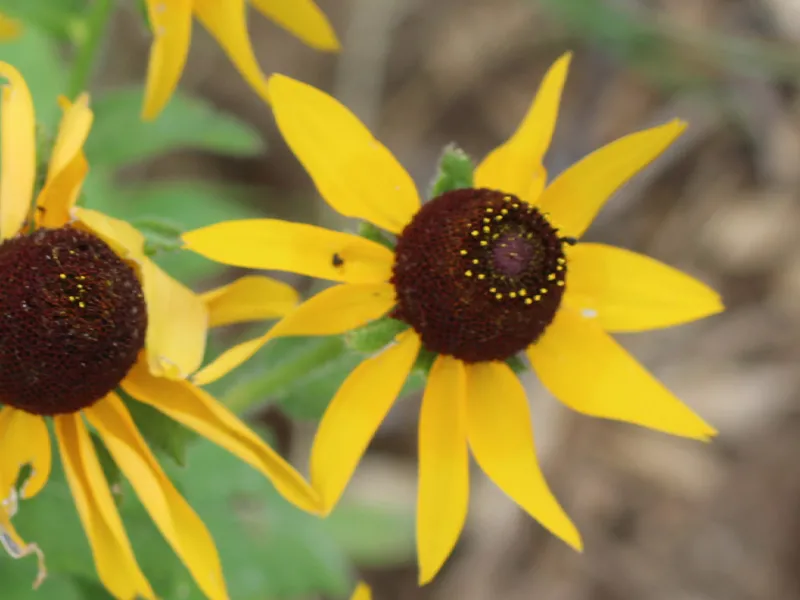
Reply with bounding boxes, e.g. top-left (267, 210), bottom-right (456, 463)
top-left (0, 227), bottom-right (147, 416)
top-left (391, 188), bottom-right (567, 362)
